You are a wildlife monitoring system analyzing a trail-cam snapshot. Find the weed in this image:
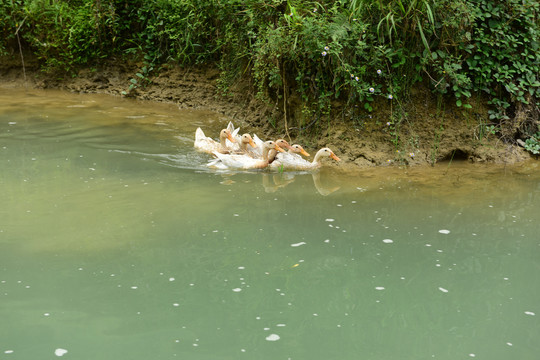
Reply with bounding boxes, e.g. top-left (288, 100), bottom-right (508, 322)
top-left (524, 132), bottom-right (540, 155)
top-left (0, 0), bottom-right (537, 145)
